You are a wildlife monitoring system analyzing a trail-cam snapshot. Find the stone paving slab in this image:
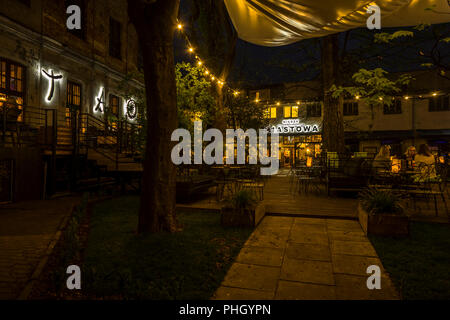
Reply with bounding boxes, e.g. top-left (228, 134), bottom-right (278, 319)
top-left (332, 254), bottom-right (383, 276)
top-left (285, 243), bottom-right (331, 262)
top-left (213, 286), bottom-right (275, 300)
top-left (0, 197), bottom-right (79, 299)
top-left (214, 215), bottom-right (400, 300)
top-left (335, 274), bottom-right (399, 300)
top-left (331, 240), bottom-right (378, 257)
top-left (280, 258), bottom-right (335, 285)
top-left (221, 263), bottom-right (280, 292)
top-left (275, 281), bottom-right (336, 300)
top-left (236, 246), bottom-right (284, 267)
